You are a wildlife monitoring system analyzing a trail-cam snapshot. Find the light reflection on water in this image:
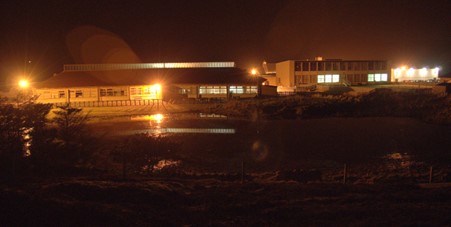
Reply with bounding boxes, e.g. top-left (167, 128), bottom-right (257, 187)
top-left (22, 127), bottom-right (33, 157)
top-left (383, 152), bottom-right (418, 170)
top-left (124, 113), bottom-right (235, 135)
